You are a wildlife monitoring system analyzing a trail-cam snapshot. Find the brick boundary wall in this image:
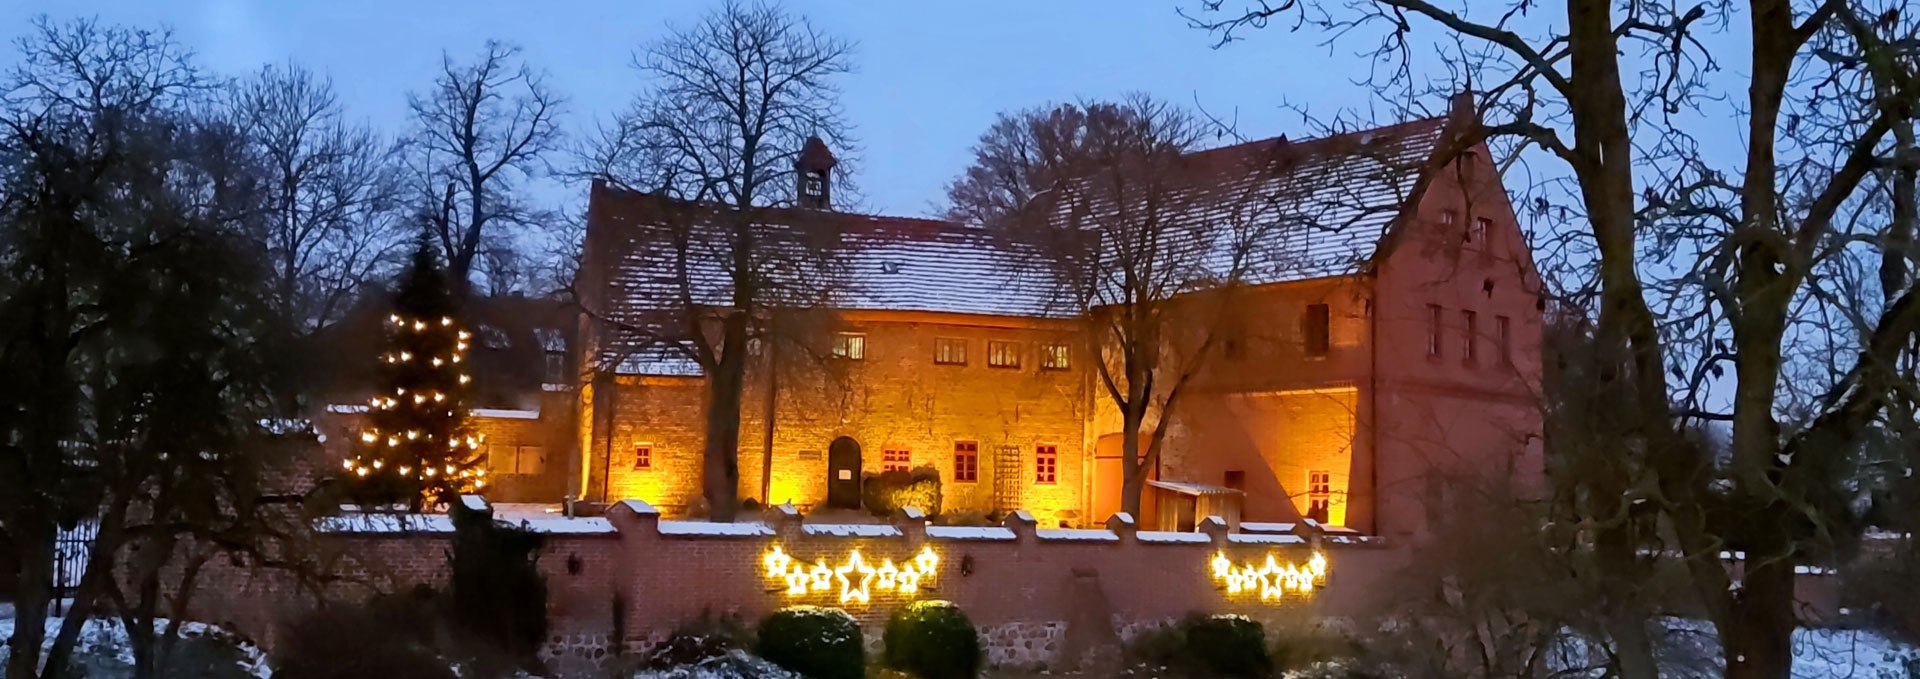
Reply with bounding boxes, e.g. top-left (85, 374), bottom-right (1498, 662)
top-left (175, 498), bottom-right (1406, 676)
top-left (166, 499), bottom-right (1851, 677)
